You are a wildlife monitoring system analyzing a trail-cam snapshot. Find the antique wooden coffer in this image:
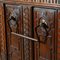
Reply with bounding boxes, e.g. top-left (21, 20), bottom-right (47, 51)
top-left (3, 3), bottom-right (58, 60)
